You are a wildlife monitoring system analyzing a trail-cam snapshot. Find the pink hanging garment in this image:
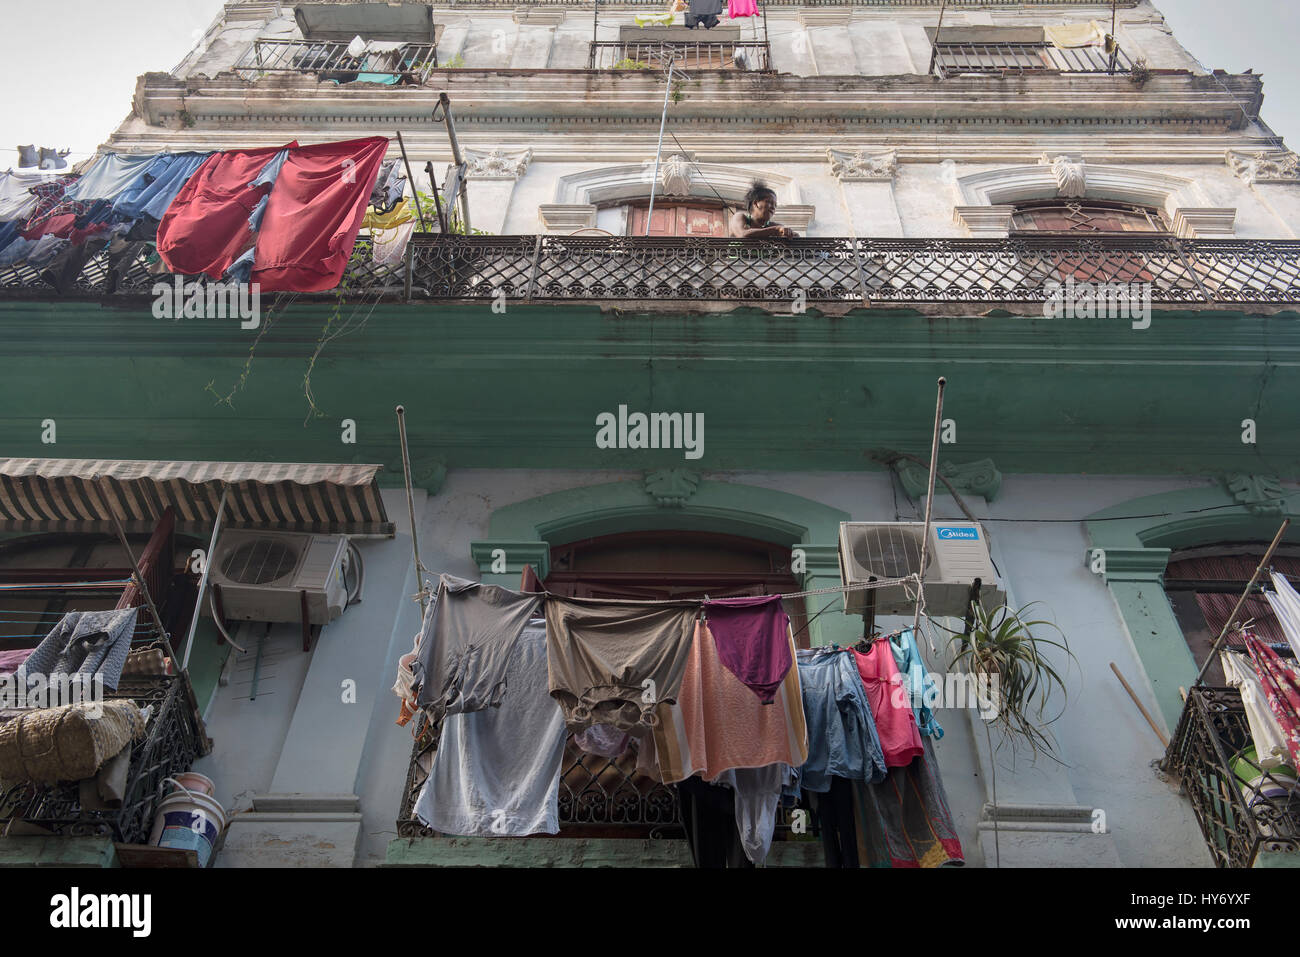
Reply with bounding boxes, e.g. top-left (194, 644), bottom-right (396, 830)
top-left (728, 0), bottom-right (757, 17)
